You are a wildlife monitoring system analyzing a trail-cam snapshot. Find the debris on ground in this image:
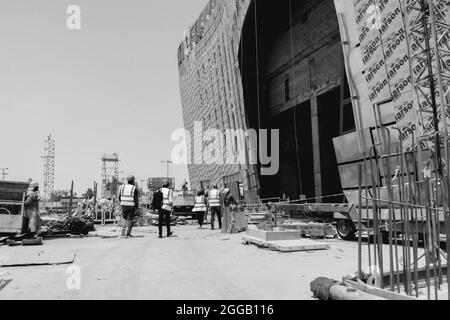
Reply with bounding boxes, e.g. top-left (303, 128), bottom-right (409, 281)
top-left (0, 253), bottom-right (76, 268)
top-left (310, 277), bottom-right (385, 300)
top-left (41, 209), bottom-right (95, 237)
